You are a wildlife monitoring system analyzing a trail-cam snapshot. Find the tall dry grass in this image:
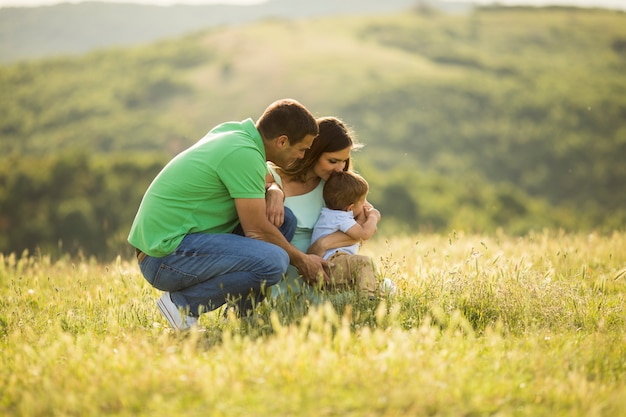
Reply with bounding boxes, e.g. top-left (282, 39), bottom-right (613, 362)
top-left (1, 230), bottom-right (625, 416)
